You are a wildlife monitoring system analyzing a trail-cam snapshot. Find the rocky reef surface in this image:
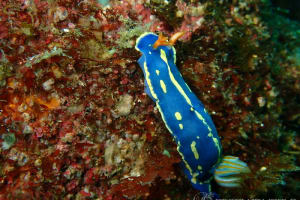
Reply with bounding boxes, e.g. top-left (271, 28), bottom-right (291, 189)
top-left (0, 0), bottom-right (299, 199)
